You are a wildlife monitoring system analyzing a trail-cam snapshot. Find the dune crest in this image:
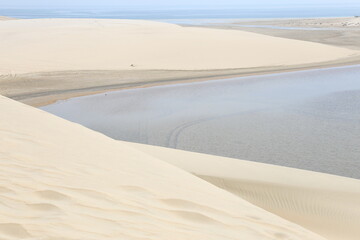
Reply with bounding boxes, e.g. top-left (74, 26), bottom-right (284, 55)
top-left (0, 95), bottom-right (327, 239)
top-left (0, 18), bottom-right (357, 75)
